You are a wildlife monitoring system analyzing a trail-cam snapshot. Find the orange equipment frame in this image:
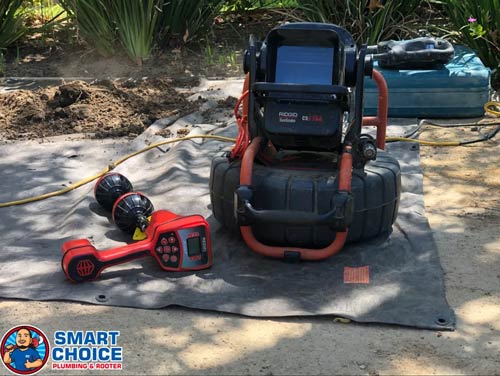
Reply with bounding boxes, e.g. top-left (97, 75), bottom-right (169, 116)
top-left (230, 70), bottom-right (389, 260)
